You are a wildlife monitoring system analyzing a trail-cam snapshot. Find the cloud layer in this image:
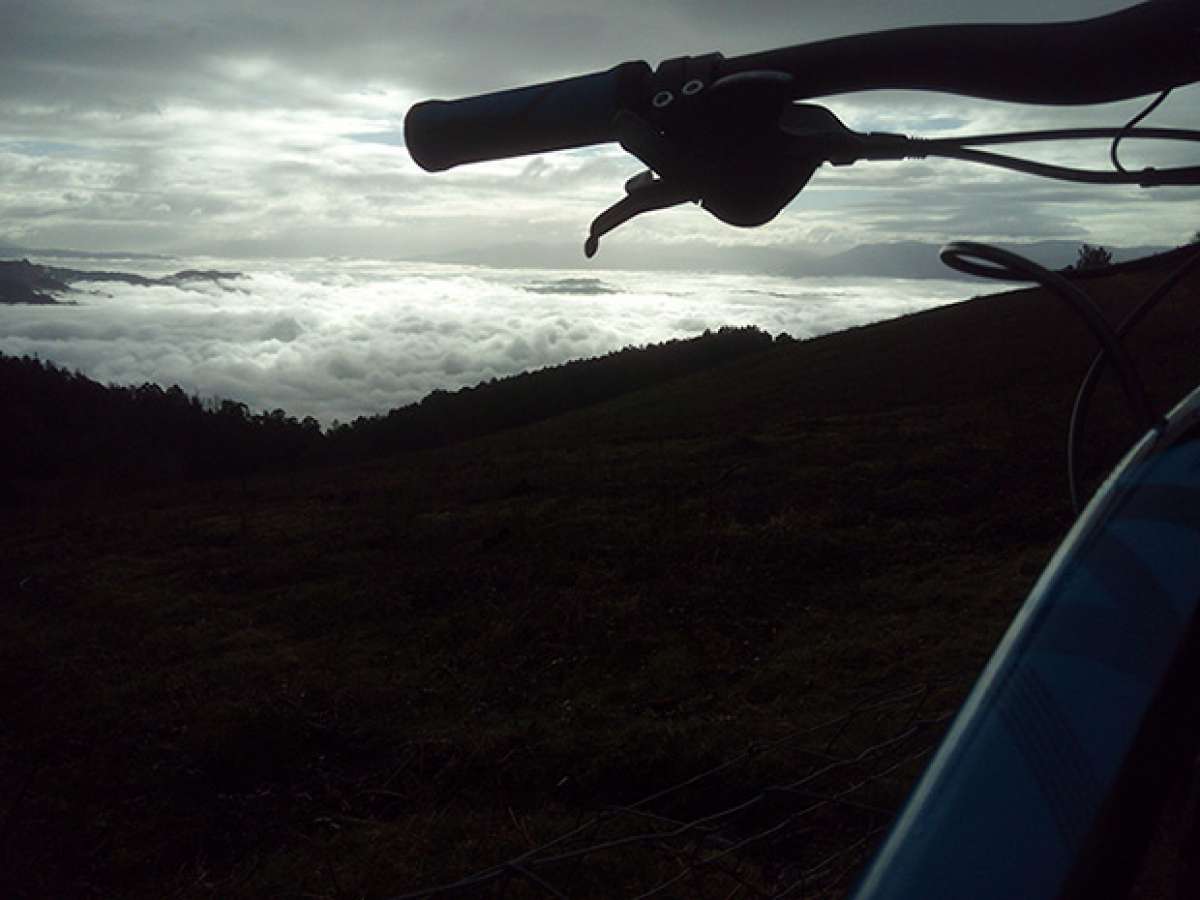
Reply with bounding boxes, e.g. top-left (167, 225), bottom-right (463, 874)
top-left (0, 259), bottom-right (969, 424)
